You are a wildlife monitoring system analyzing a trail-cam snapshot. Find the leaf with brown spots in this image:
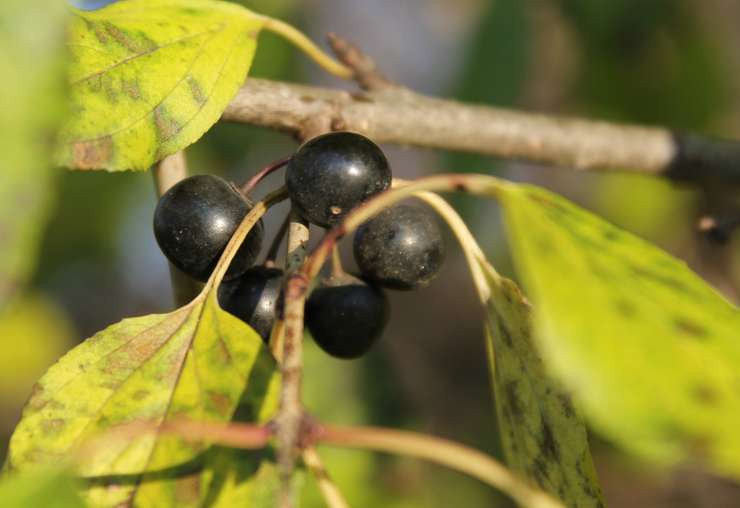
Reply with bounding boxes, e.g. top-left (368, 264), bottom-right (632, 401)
top-left (0, 0), bottom-right (66, 307)
top-left (481, 264), bottom-right (604, 507)
top-left (5, 194), bottom-right (280, 507)
top-left (5, 291), bottom-right (278, 477)
top-left (56, 0), bottom-right (266, 170)
top-left (499, 183), bottom-right (740, 480)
